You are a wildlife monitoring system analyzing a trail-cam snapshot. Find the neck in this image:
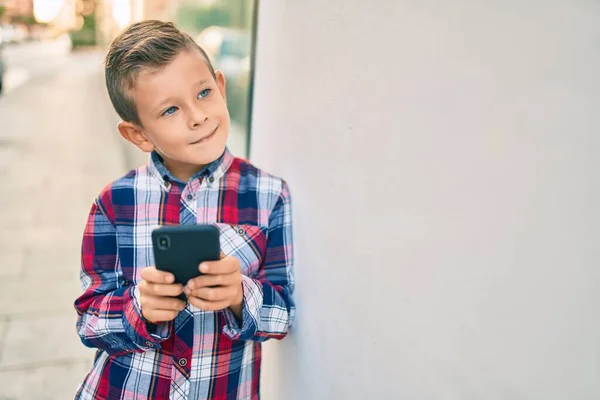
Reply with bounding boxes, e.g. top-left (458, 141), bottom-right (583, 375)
top-left (163, 158), bottom-right (206, 183)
